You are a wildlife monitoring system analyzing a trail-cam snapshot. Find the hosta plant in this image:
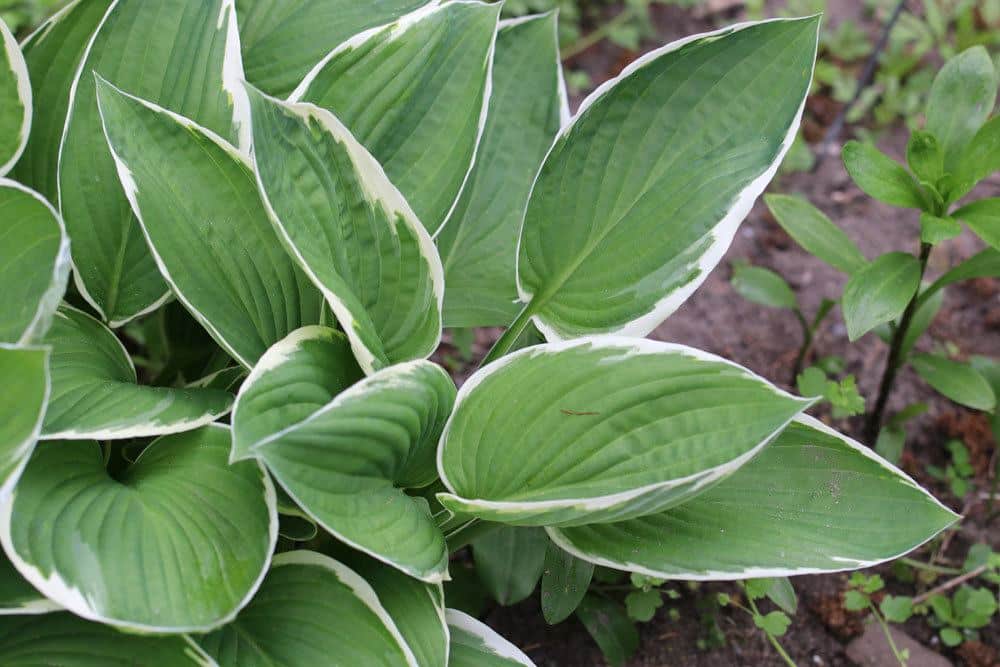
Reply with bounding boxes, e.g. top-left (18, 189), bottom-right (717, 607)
top-left (0, 1), bottom-right (958, 664)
